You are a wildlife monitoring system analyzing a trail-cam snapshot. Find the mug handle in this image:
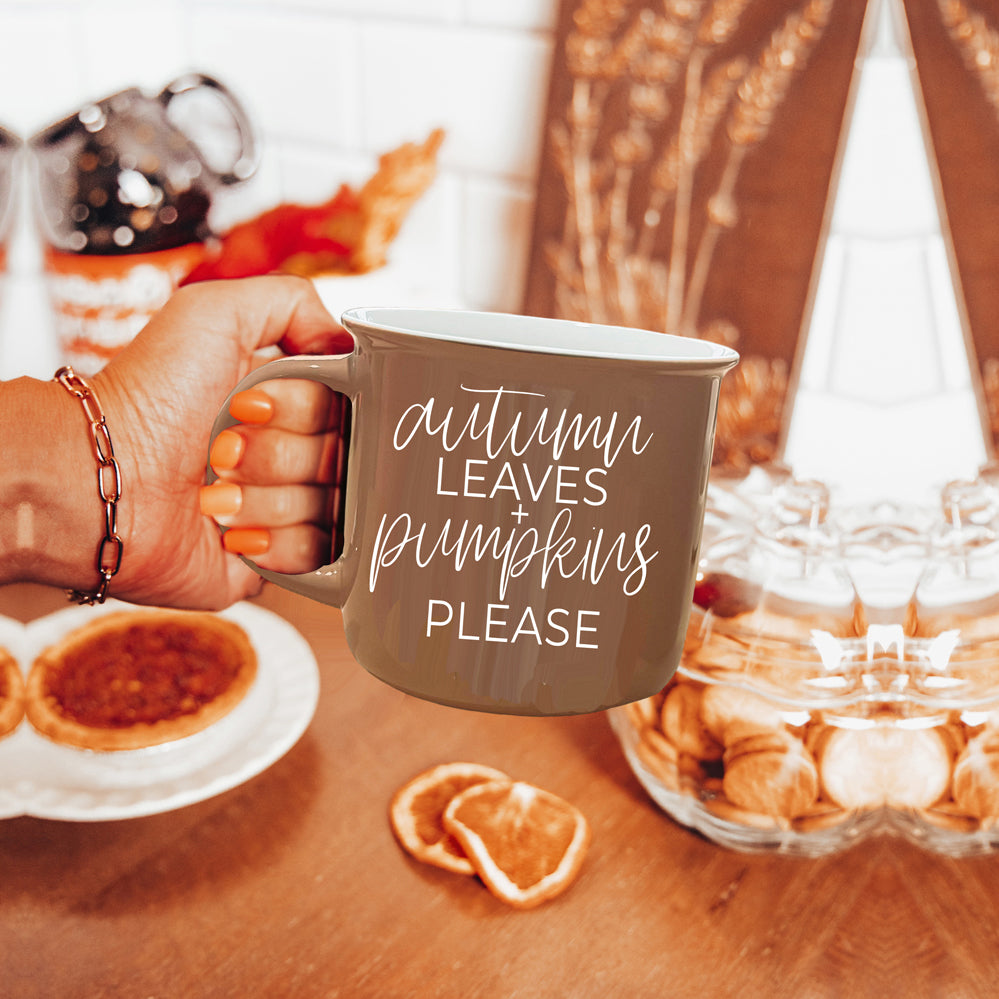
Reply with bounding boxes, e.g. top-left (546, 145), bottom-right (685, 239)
top-left (208, 353), bottom-right (357, 607)
top-left (158, 73), bottom-right (259, 185)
